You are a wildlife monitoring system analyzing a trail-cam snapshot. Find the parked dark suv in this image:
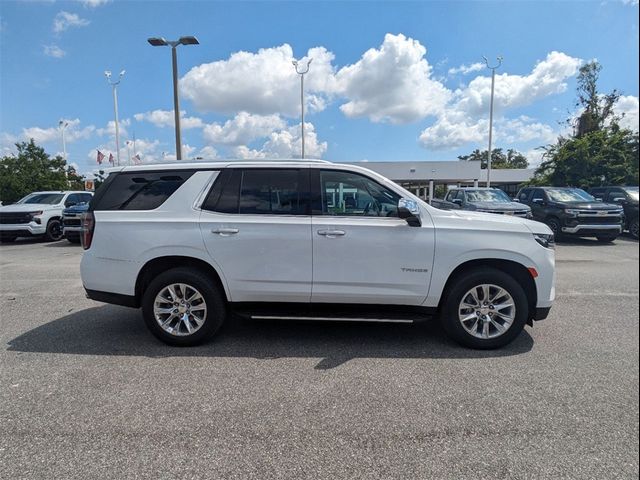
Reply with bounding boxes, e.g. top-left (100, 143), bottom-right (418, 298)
top-left (588, 186), bottom-right (639, 240)
top-left (516, 187), bottom-right (624, 242)
top-left (431, 188), bottom-right (532, 218)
